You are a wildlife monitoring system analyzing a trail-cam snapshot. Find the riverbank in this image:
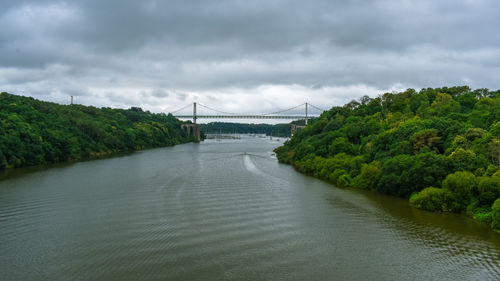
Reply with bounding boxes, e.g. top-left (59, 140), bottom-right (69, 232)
top-left (274, 86), bottom-right (500, 232)
top-left (0, 92), bottom-right (195, 171)
top-left (277, 153), bottom-right (500, 234)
